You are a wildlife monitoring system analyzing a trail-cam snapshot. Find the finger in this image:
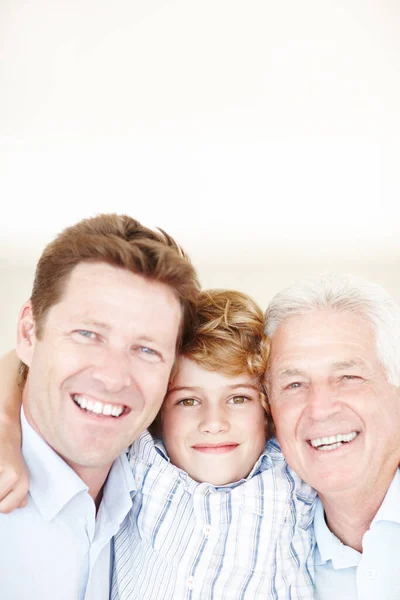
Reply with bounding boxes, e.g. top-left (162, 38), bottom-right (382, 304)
top-left (0, 488), bottom-right (28, 514)
top-left (18, 496), bottom-right (28, 508)
top-left (0, 476), bottom-right (18, 501)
